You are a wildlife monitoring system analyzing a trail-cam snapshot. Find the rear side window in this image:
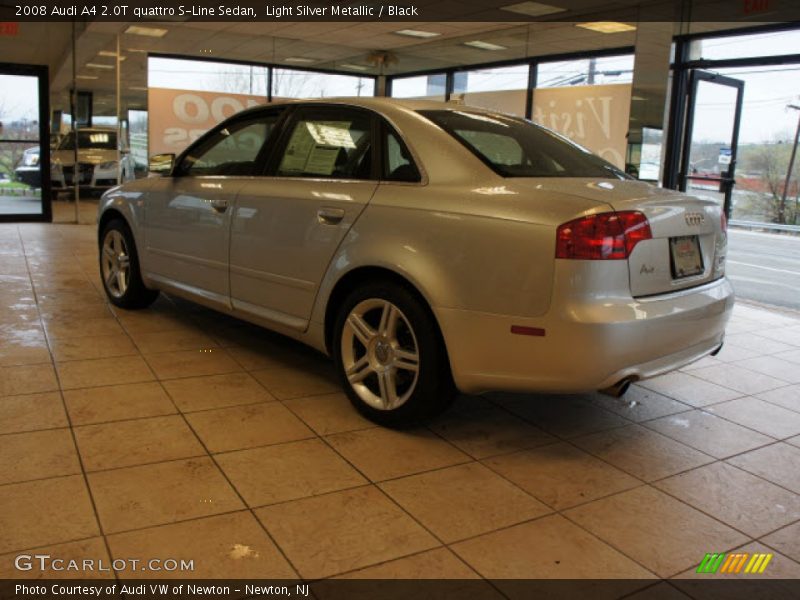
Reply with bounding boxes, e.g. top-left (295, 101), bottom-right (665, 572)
top-left (383, 128), bottom-right (421, 183)
top-left (275, 109), bottom-right (373, 180)
top-left (419, 109), bottom-right (627, 179)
